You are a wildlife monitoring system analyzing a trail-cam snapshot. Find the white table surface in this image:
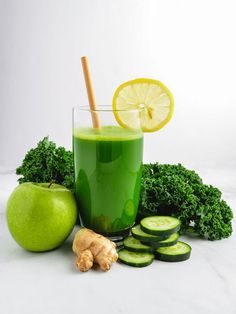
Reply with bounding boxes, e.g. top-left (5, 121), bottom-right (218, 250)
top-left (0, 170), bottom-right (236, 314)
